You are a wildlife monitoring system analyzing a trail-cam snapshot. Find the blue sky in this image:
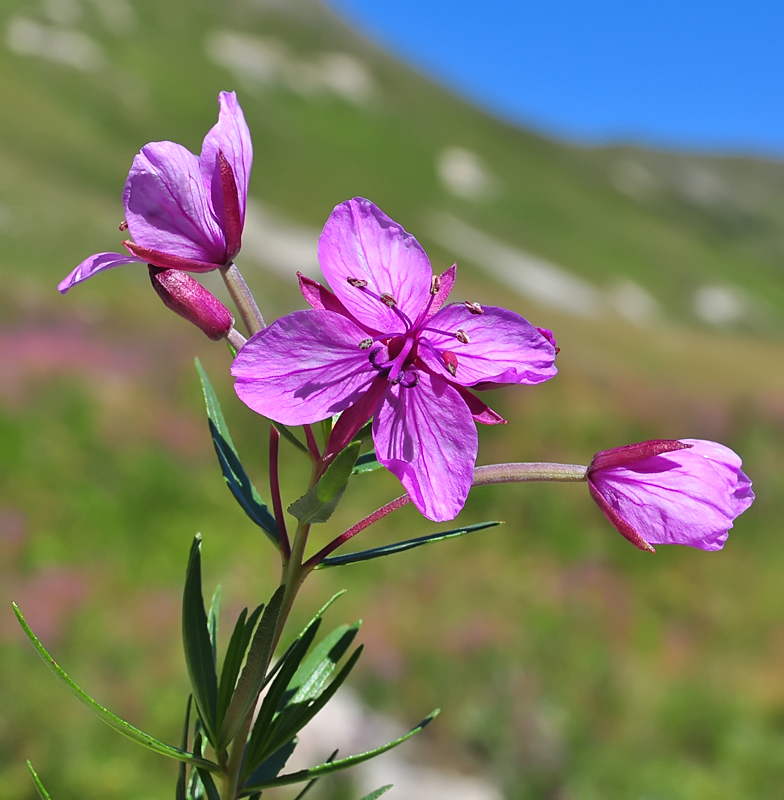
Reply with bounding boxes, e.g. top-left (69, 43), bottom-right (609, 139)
top-left (327, 0), bottom-right (784, 157)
